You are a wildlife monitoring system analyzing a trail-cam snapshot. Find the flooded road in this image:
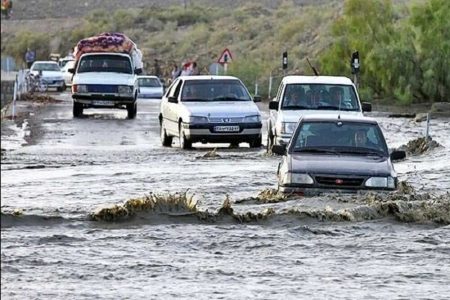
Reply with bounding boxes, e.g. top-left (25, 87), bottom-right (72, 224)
top-left (1, 93), bottom-right (449, 299)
